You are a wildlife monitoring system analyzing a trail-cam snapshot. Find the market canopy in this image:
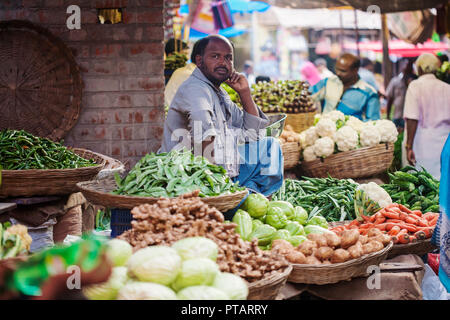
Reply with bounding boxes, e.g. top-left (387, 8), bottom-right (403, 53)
top-left (261, 0), bottom-right (447, 13)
